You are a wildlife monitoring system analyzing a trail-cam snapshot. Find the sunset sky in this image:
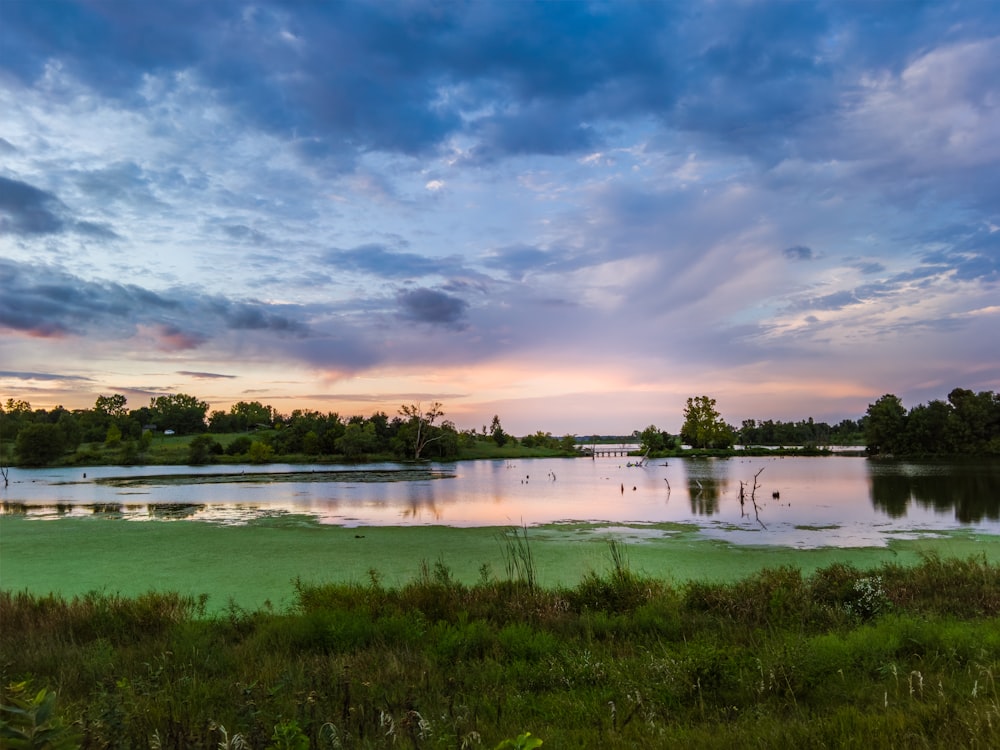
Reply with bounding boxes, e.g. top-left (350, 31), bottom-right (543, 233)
top-left (2, 1), bottom-right (998, 435)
